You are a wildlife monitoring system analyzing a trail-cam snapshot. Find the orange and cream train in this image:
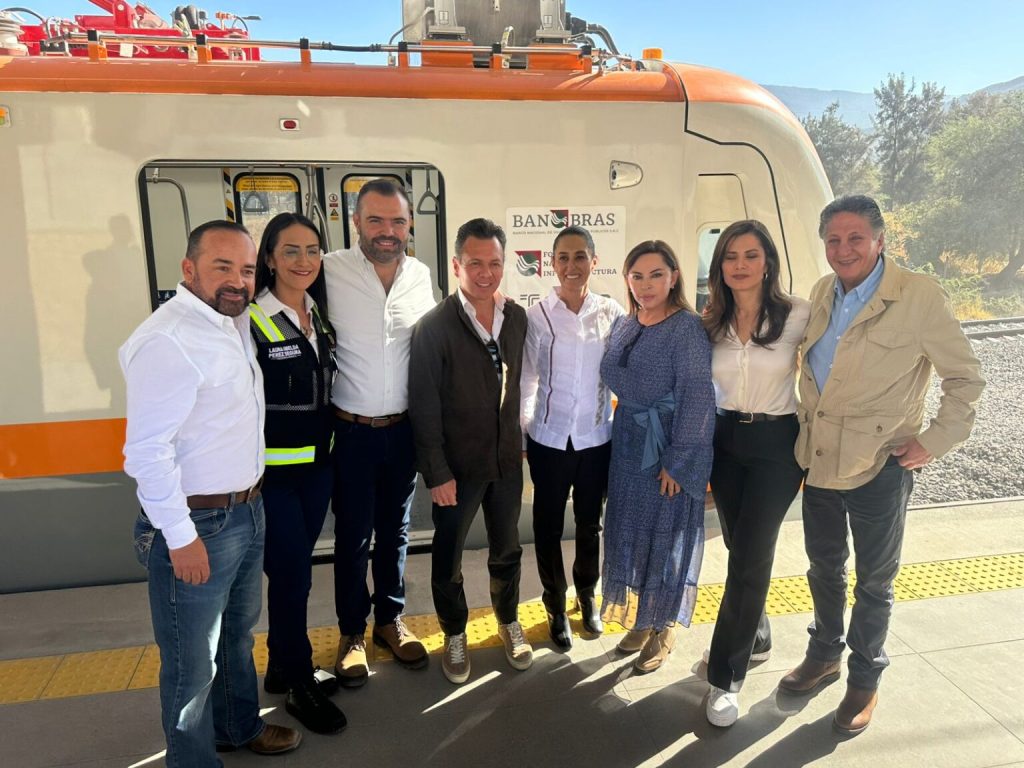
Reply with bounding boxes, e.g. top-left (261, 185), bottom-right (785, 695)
top-left (0, 7), bottom-right (831, 591)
